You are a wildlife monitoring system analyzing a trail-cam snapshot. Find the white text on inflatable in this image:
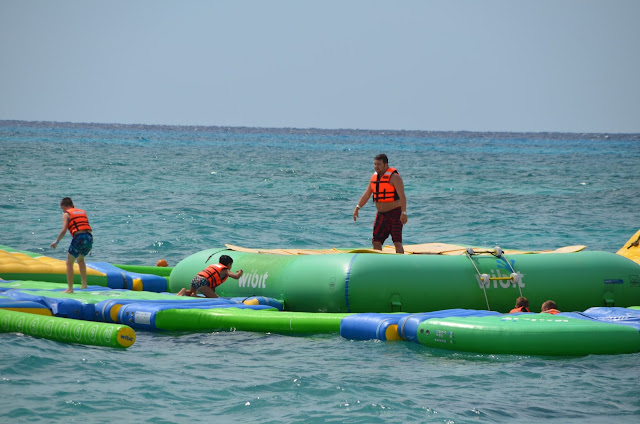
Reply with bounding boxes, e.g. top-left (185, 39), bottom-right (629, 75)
top-left (238, 271), bottom-right (269, 289)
